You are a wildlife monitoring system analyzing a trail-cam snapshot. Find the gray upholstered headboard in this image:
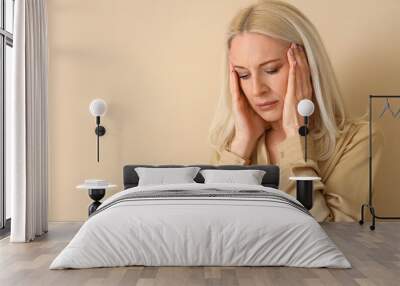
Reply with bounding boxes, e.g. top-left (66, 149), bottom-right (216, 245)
top-left (123, 164), bottom-right (280, 189)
